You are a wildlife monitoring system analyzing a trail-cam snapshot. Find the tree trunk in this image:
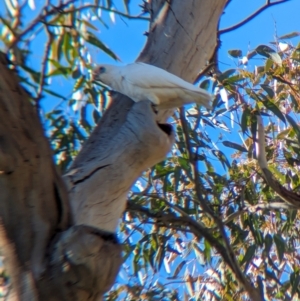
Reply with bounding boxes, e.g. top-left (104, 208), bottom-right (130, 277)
top-left (0, 1), bottom-right (227, 300)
